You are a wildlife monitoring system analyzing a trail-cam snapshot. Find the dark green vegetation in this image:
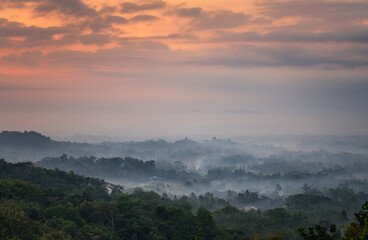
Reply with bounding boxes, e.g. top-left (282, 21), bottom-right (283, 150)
top-left (0, 159), bottom-right (282, 240)
top-left (0, 159), bottom-right (123, 202)
top-left (1, 159), bottom-right (368, 239)
top-left (298, 201), bottom-right (368, 239)
top-left (37, 155), bottom-right (198, 182)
